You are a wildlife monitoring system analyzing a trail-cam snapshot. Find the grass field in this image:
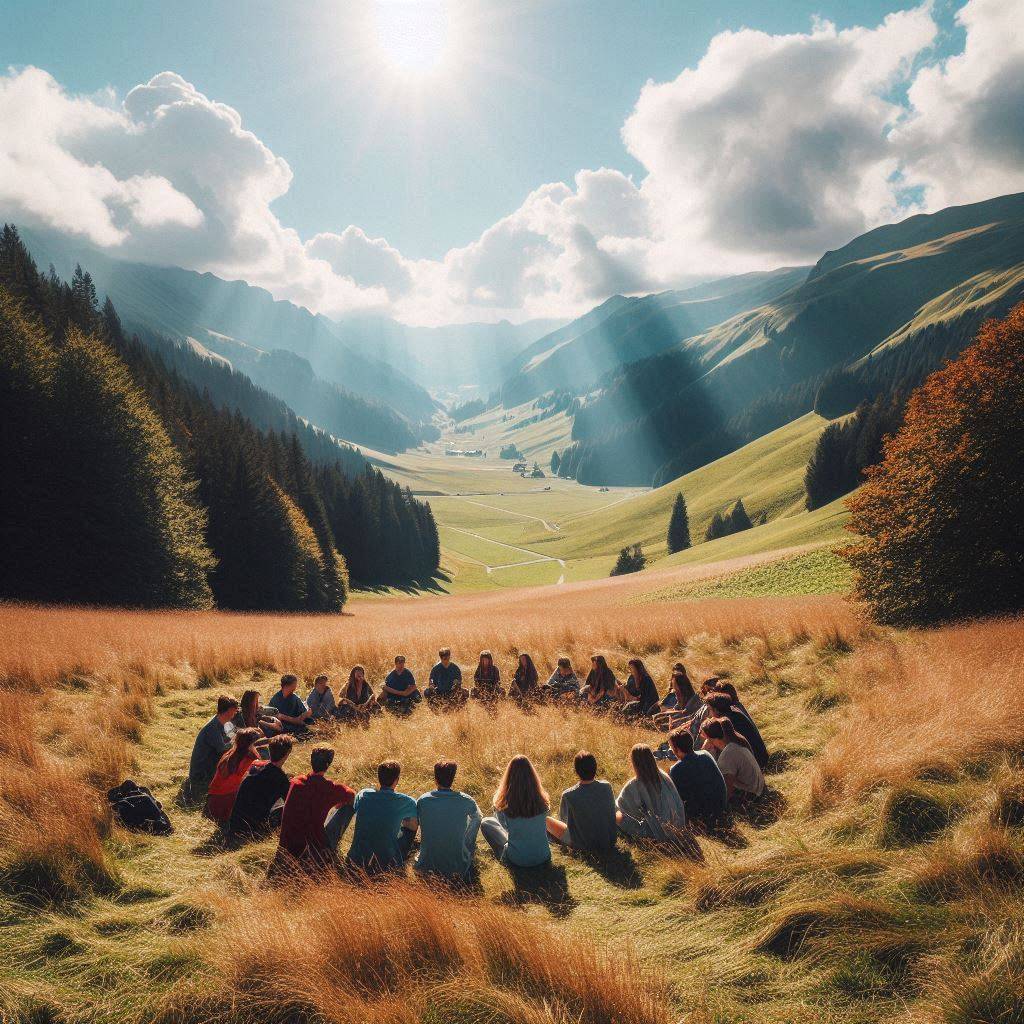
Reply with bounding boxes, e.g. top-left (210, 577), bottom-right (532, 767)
top-left (3, 586), bottom-right (1023, 1024)
top-left (365, 410), bottom-right (849, 595)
